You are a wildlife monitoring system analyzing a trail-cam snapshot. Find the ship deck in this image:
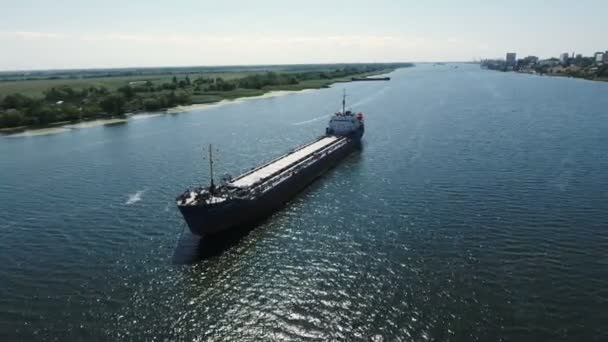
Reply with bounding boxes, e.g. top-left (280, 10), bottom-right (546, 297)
top-left (229, 136), bottom-right (341, 188)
